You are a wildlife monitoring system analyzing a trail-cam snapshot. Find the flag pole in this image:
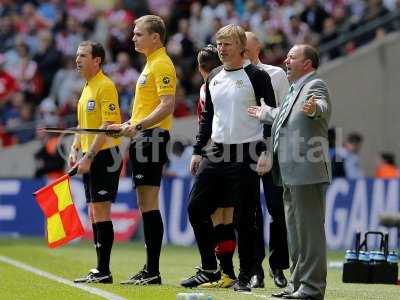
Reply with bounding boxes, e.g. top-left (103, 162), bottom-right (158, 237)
top-left (68, 167), bottom-right (78, 177)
